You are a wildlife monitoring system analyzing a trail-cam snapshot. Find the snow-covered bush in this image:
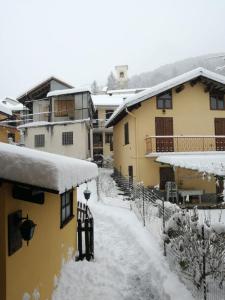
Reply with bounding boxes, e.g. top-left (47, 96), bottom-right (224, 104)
top-left (164, 207), bottom-right (225, 289)
top-left (102, 155), bottom-right (114, 169)
top-left (98, 168), bottom-right (117, 197)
